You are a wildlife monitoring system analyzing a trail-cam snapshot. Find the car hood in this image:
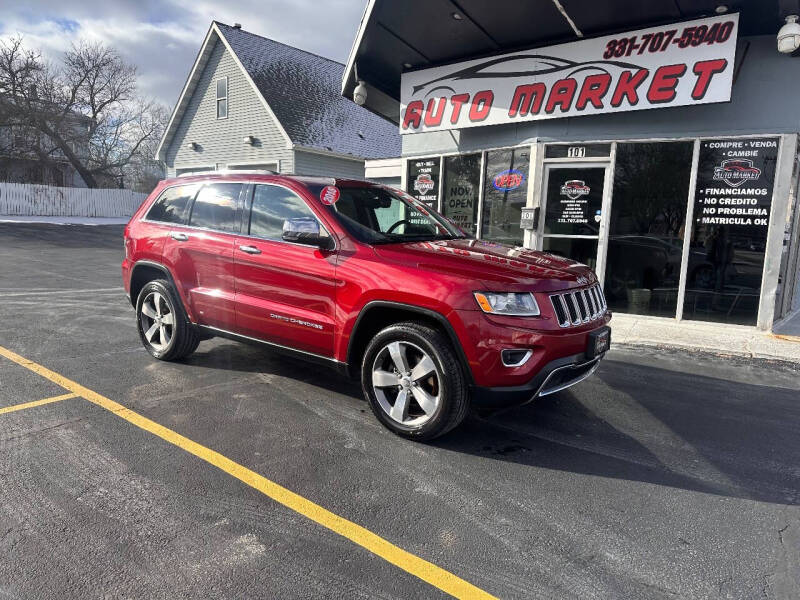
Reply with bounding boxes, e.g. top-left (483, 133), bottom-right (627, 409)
top-left (371, 239), bottom-right (597, 292)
